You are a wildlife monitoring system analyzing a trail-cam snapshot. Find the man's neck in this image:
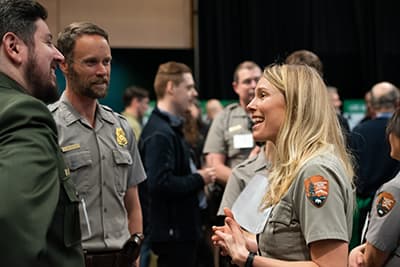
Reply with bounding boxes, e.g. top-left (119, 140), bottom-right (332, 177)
top-left (157, 99), bottom-right (178, 117)
top-left (65, 88), bottom-right (97, 128)
top-left (124, 106), bottom-right (139, 119)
